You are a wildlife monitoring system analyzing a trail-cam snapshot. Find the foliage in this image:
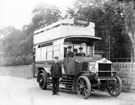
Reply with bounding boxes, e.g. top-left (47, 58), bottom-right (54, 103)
top-left (66, 0), bottom-right (131, 60)
top-left (119, 0), bottom-right (135, 60)
top-left (0, 3), bottom-right (62, 66)
top-left (32, 3), bottom-right (62, 29)
top-left (0, 0), bottom-right (133, 66)
top-left (0, 26), bottom-right (33, 66)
